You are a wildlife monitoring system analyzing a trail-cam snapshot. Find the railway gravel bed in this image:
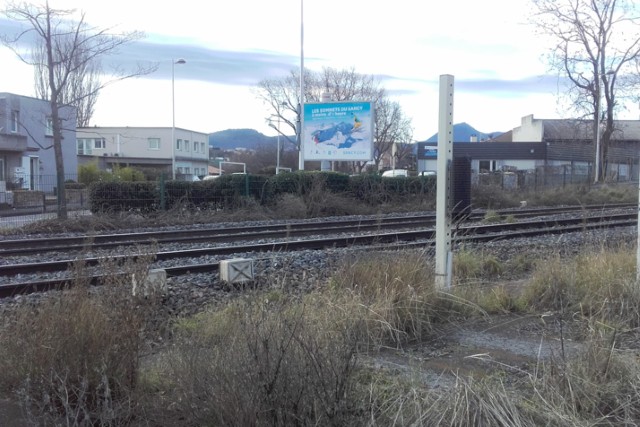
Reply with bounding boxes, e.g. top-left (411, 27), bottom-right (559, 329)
top-left (0, 210), bottom-right (638, 414)
top-left (1, 213), bottom-right (637, 331)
